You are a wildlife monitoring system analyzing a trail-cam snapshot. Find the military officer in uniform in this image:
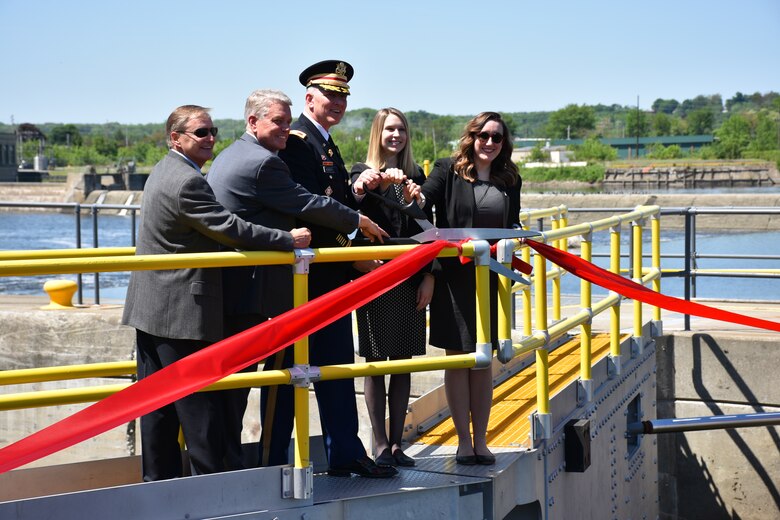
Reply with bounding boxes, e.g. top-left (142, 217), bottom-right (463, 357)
top-left (263, 60), bottom-right (397, 478)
